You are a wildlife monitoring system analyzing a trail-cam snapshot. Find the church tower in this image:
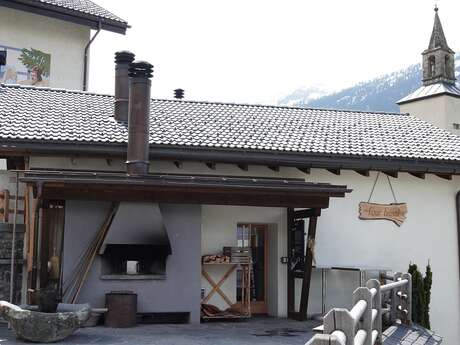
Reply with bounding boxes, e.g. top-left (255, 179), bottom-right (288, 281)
top-left (422, 5), bottom-right (456, 86)
top-left (398, 6), bottom-right (460, 133)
